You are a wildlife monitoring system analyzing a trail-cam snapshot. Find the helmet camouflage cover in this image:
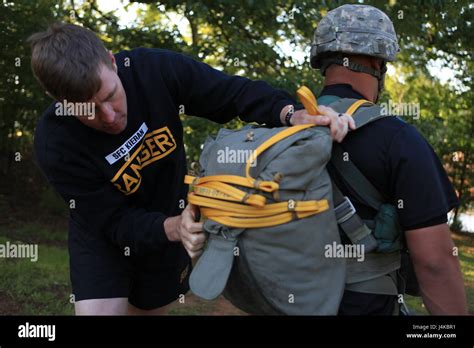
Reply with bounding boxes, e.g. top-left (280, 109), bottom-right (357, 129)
top-left (310, 4), bottom-right (400, 69)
